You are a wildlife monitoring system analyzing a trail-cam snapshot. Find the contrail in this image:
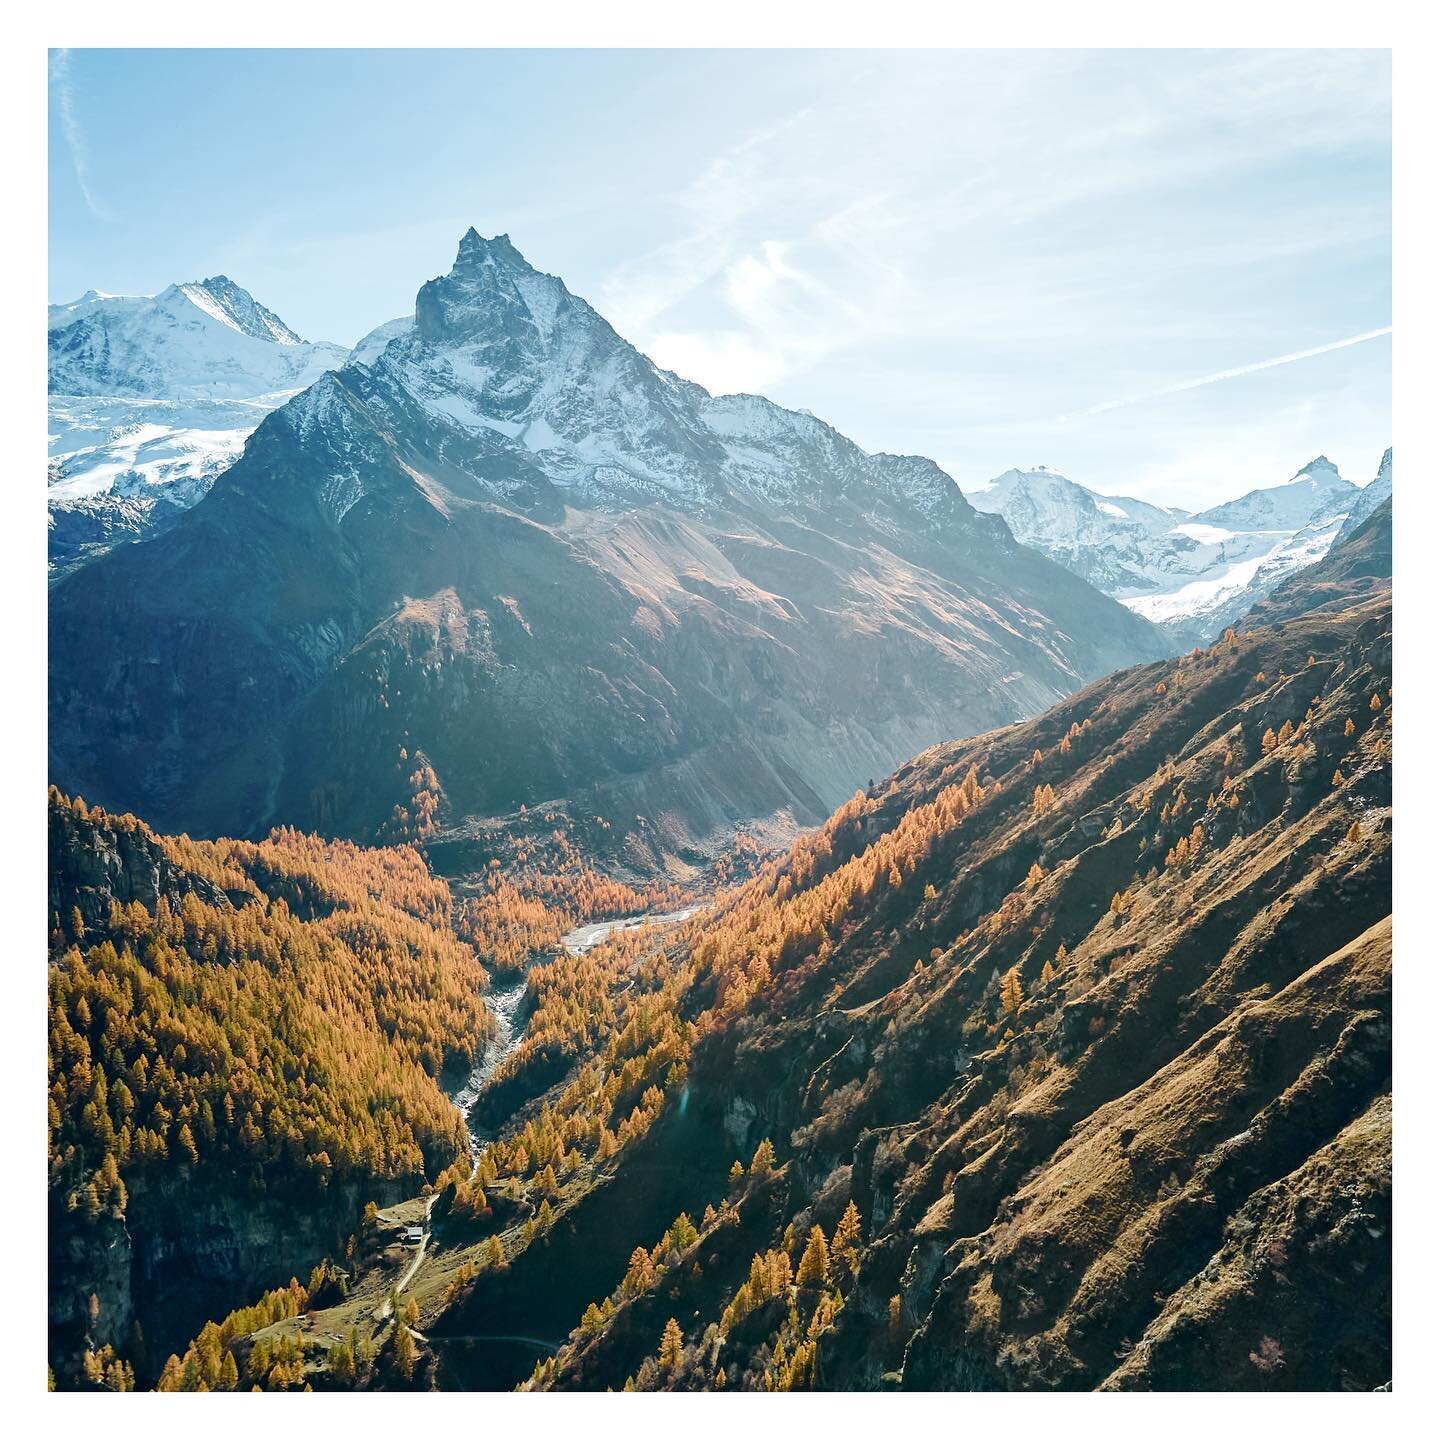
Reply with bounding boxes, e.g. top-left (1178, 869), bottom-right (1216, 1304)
top-left (1055, 326), bottom-right (1392, 422)
top-left (50, 49), bottom-right (109, 221)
